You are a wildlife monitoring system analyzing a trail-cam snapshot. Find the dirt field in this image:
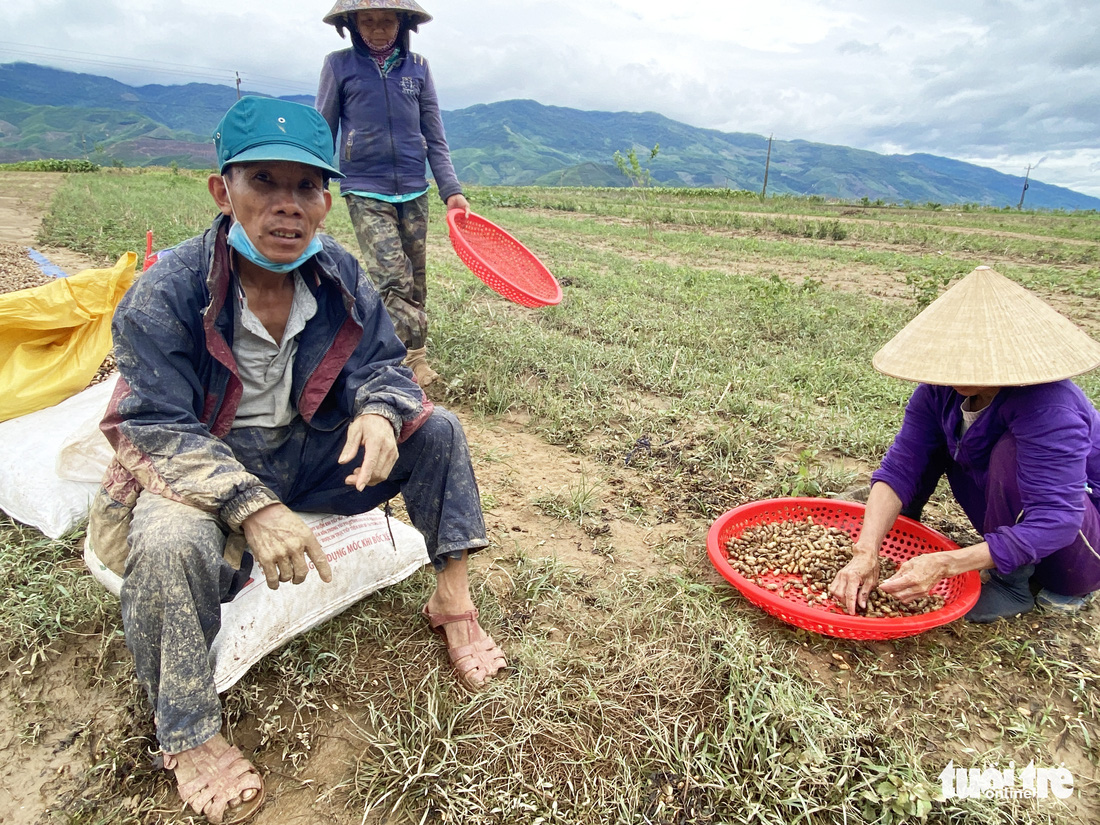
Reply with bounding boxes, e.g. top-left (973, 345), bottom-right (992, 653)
top-left (0, 172), bottom-right (100, 274)
top-left (1, 173), bottom-right (1096, 824)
